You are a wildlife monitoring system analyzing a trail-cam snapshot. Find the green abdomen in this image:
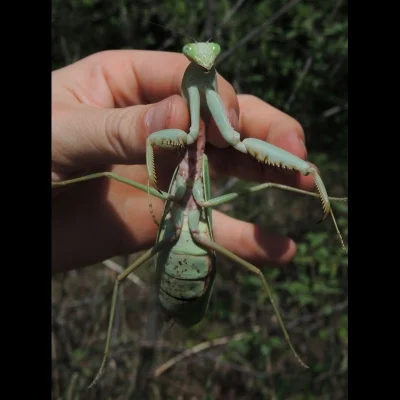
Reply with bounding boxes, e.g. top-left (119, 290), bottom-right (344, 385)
top-left (156, 220), bottom-right (216, 327)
